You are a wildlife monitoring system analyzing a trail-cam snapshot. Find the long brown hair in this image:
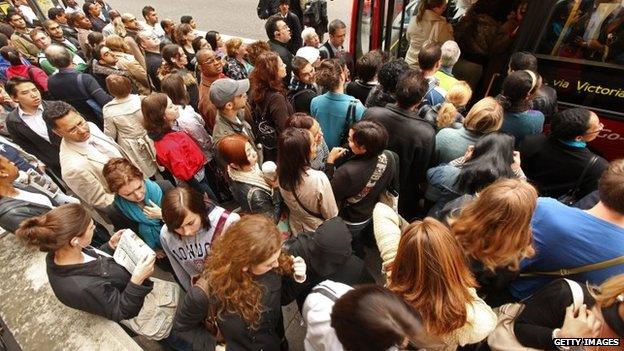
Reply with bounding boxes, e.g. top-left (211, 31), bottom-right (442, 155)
top-left (202, 215), bottom-right (293, 327)
top-left (249, 51), bottom-right (284, 104)
top-left (141, 92), bottom-right (171, 138)
top-left (451, 178), bottom-right (537, 271)
top-left (388, 217), bottom-right (477, 336)
top-left (16, 204), bottom-right (92, 252)
top-left (591, 274), bottom-right (624, 308)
